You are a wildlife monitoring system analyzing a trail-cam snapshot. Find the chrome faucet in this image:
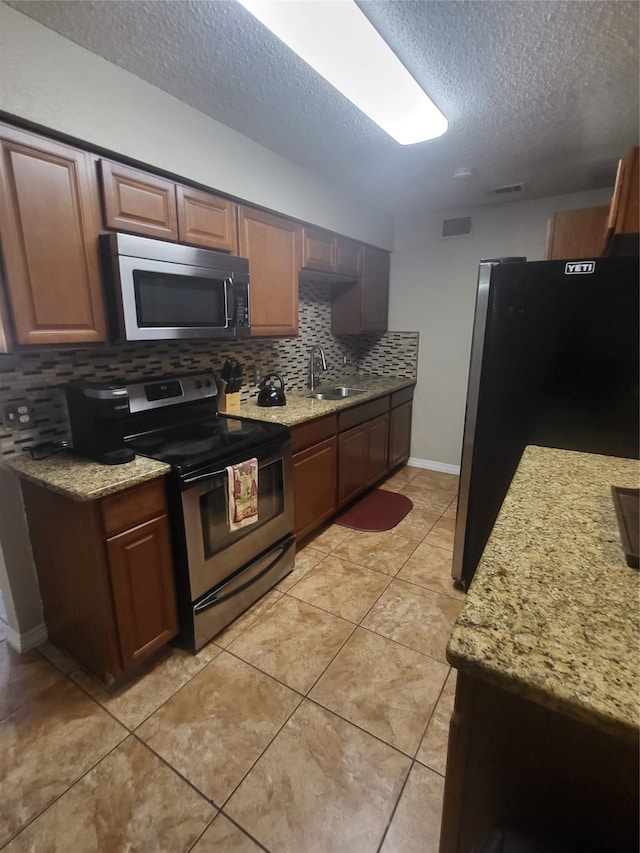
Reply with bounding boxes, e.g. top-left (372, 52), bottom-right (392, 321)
top-left (308, 345), bottom-right (327, 392)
